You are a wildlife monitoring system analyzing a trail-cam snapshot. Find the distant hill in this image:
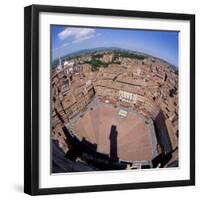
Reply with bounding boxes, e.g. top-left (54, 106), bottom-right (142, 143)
top-left (52, 47), bottom-right (178, 72)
